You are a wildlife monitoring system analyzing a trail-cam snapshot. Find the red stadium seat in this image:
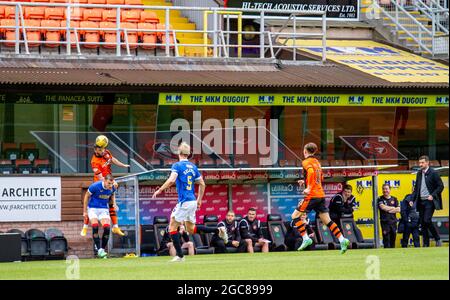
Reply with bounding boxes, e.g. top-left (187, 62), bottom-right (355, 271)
top-left (138, 22), bottom-right (156, 49)
top-left (49, 0), bottom-right (67, 3)
top-left (88, 0), bottom-right (106, 4)
top-left (346, 160), bottom-right (362, 166)
top-left (121, 22), bottom-right (138, 49)
top-left (4, 5), bottom-right (16, 18)
top-left (70, 7), bottom-right (85, 21)
top-left (23, 19), bottom-right (42, 47)
top-left (24, 7), bottom-right (45, 19)
top-left (41, 19), bottom-right (62, 47)
top-left (60, 20), bottom-right (80, 48)
top-left (121, 9), bottom-right (140, 22)
top-left (0, 19), bottom-right (17, 47)
top-left (99, 21), bottom-right (117, 49)
top-left (102, 9), bottom-right (117, 22)
top-left (45, 7), bottom-right (65, 20)
top-left (0, 6), bottom-right (5, 19)
top-left (156, 23), bottom-right (174, 49)
top-left (329, 160), bottom-right (346, 166)
top-left (83, 8), bottom-right (102, 21)
top-left (441, 160), bottom-right (449, 167)
top-left (20, 142), bottom-right (37, 152)
top-left (79, 20), bottom-right (100, 48)
top-left (106, 0), bottom-right (125, 4)
top-left (140, 11), bottom-right (159, 24)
